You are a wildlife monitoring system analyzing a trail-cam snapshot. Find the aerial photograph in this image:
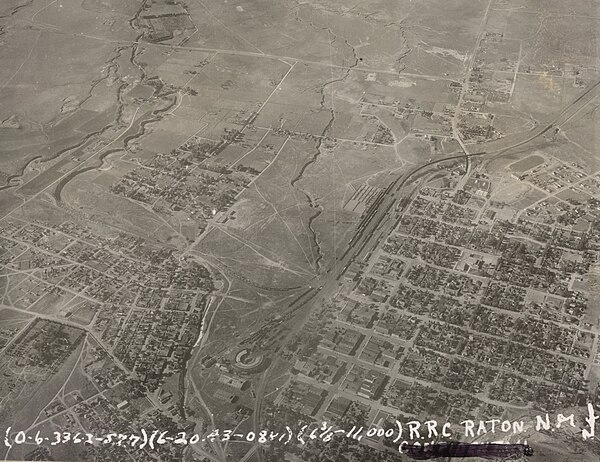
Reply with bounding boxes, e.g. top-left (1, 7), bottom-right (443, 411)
top-left (0, 0), bottom-right (599, 461)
